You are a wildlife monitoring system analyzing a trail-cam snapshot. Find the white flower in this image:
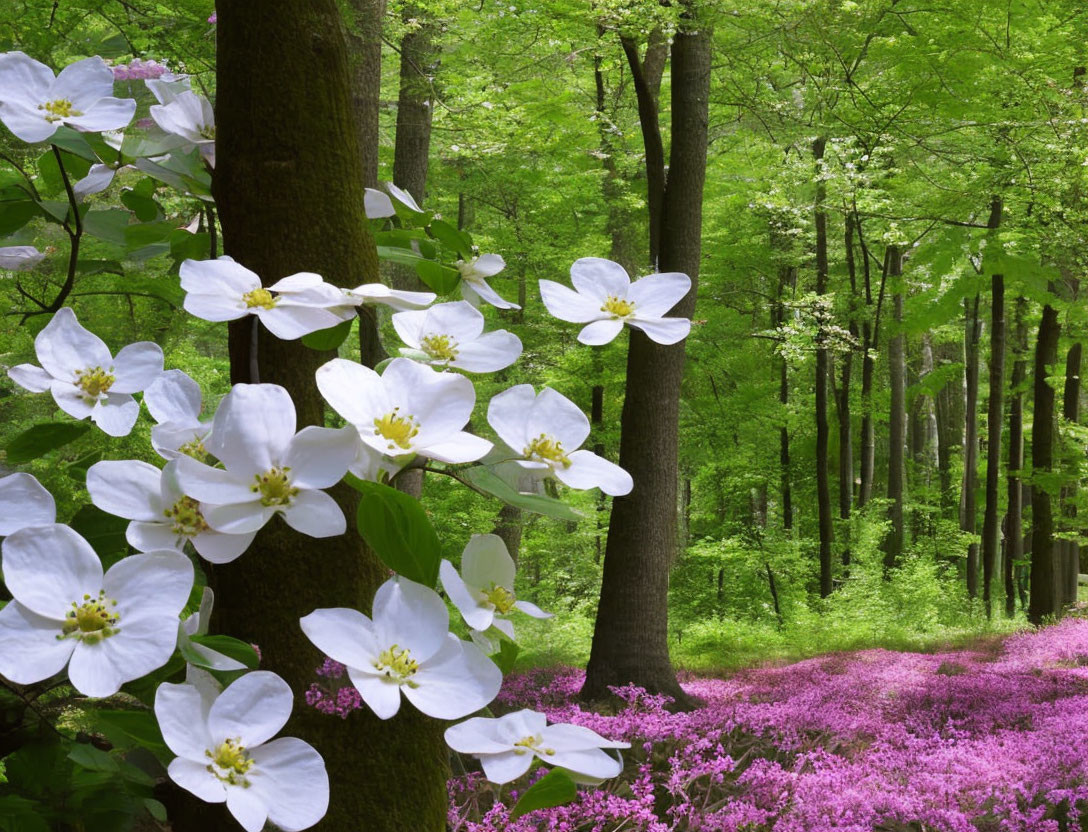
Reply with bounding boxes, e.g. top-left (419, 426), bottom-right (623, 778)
top-left (363, 182), bottom-right (427, 219)
top-left (343, 282), bottom-right (435, 312)
top-left (487, 384), bottom-right (632, 496)
top-left (299, 577), bottom-right (502, 720)
top-left (178, 587), bottom-right (245, 671)
top-left (180, 257), bottom-right (353, 340)
top-left (145, 73), bottom-right (192, 106)
top-left (0, 524), bottom-right (192, 697)
top-left (444, 709), bottom-right (629, 784)
top-left (0, 245), bottom-right (44, 270)
top-left (392, 301), bottom-right (521, 372)
top-left (316, 357), bottom-right (492, 464)
top-left (7, 307), bottom-right (164, 436)
top-left (540, 257), bottom-right (691, 345)
top-left (174, 383), bottom-right (356, 539)
top-left (0, 52), bottom-right (136, 143)
top-left (458, 254), bottom-right (519, 310)
top-left (143, 369), bottom-right (212, 461)
top-left (87, 458), bottom-right (256, 564)
top-left (155, 670), bottom-right (329, 832)
top-left (0, 472), bottom-right (55, 534)
top-left (150, 90), bottom-right (215, 167)
top-left (440, 534), bottom-right (551, 639)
